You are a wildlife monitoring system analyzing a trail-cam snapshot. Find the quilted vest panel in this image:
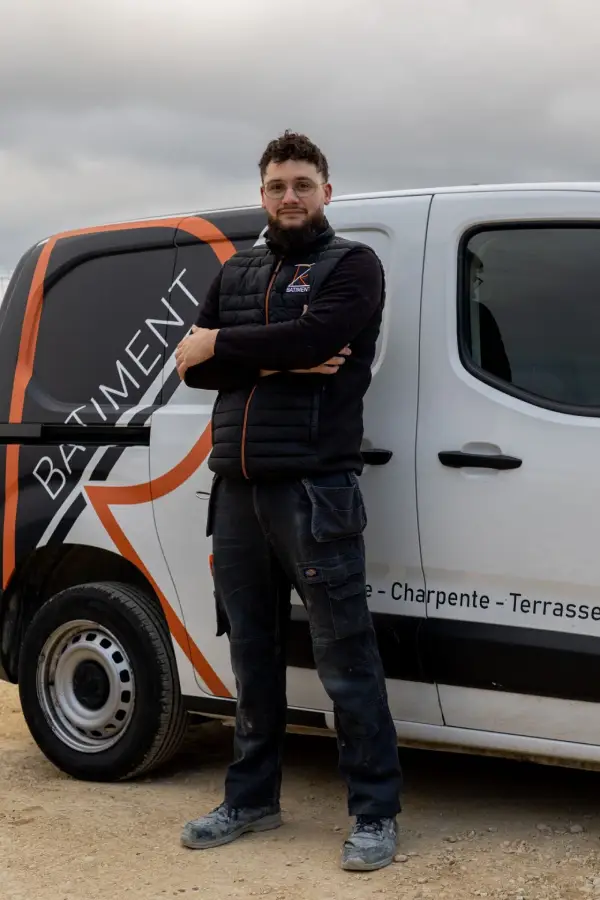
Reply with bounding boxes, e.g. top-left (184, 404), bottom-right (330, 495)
top-left (209, 235), bottom-right (360, 480)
